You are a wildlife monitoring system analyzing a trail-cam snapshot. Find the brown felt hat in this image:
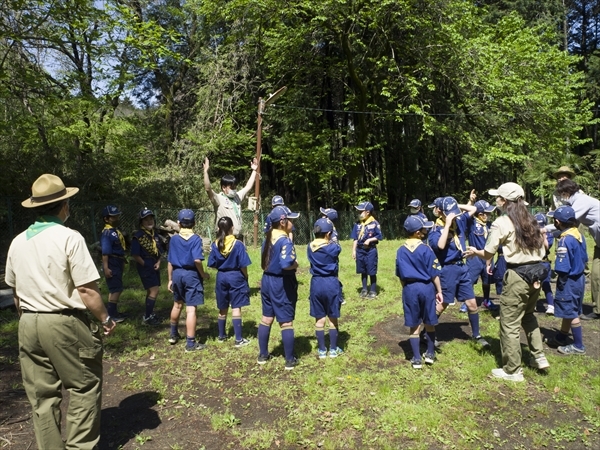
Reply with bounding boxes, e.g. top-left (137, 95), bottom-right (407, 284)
top-left (553, 166), bottom-right (576, 179)
top-left (22, 174), bottom-right (79, 208)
